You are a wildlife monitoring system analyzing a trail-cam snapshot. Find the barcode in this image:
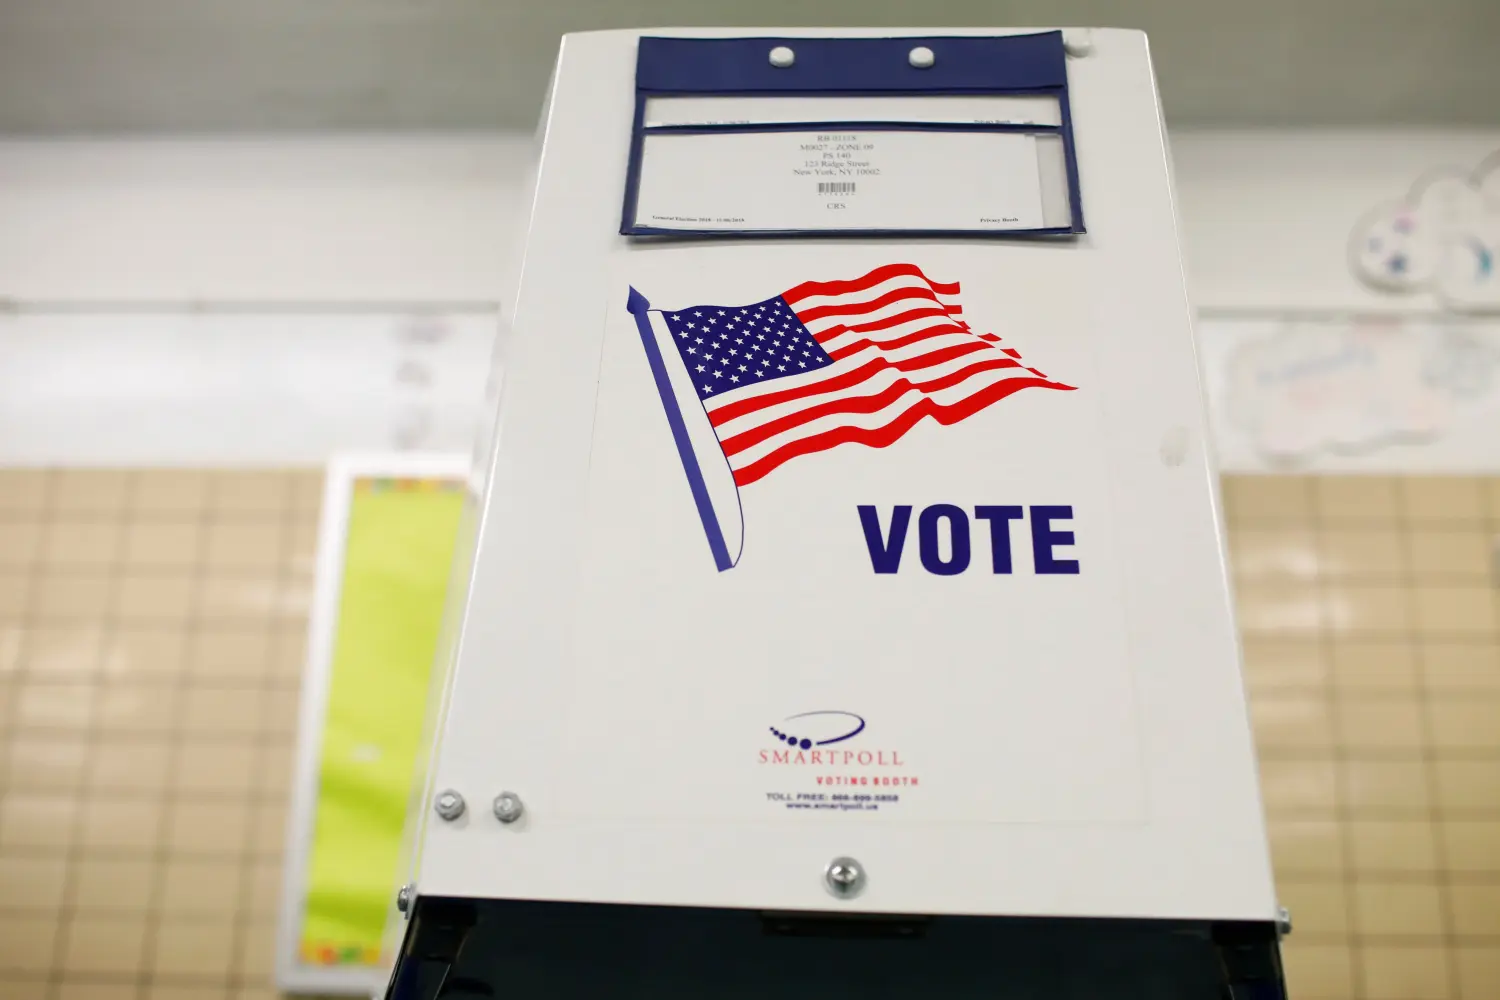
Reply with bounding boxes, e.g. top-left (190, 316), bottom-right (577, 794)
top-left (818, 182), bottom-right (856, 195)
